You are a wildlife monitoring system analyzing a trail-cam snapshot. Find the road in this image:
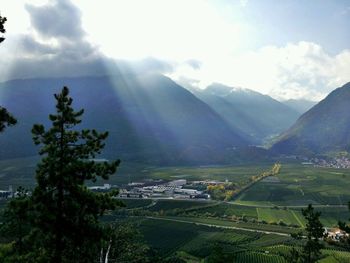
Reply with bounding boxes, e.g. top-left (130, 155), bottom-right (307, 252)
top-left (119, 197), bottom-right (347, 209)
top-left (145, 216), bottom-right (291, 237)
top-left (227, 201), bottom-right (347, 209)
